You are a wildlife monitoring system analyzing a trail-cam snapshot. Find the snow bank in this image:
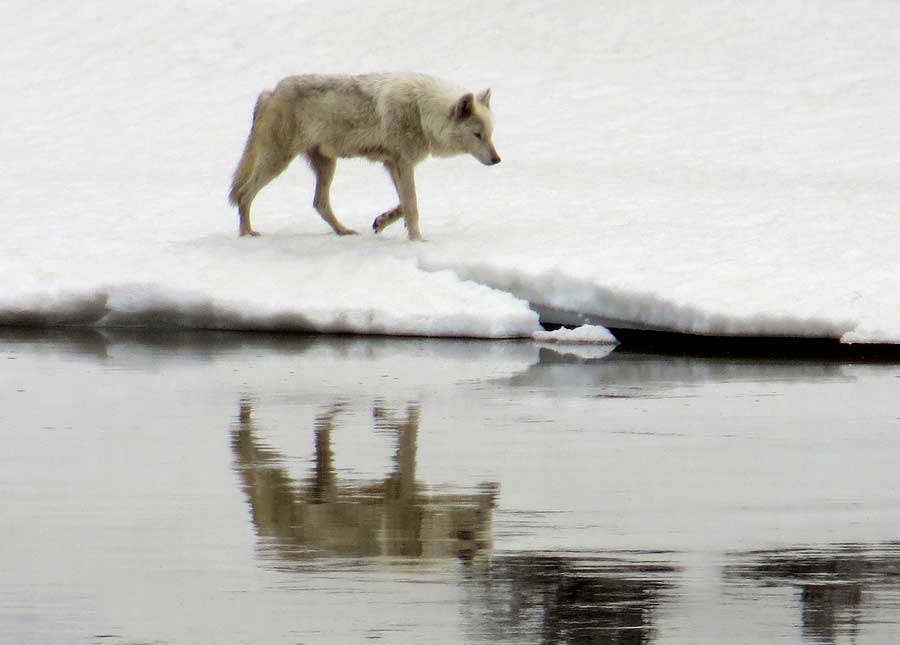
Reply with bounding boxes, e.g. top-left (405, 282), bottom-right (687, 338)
top-left (0, 236), bottom-right (537, 337)
top-left (2, 1), bottom-right (899, 342)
